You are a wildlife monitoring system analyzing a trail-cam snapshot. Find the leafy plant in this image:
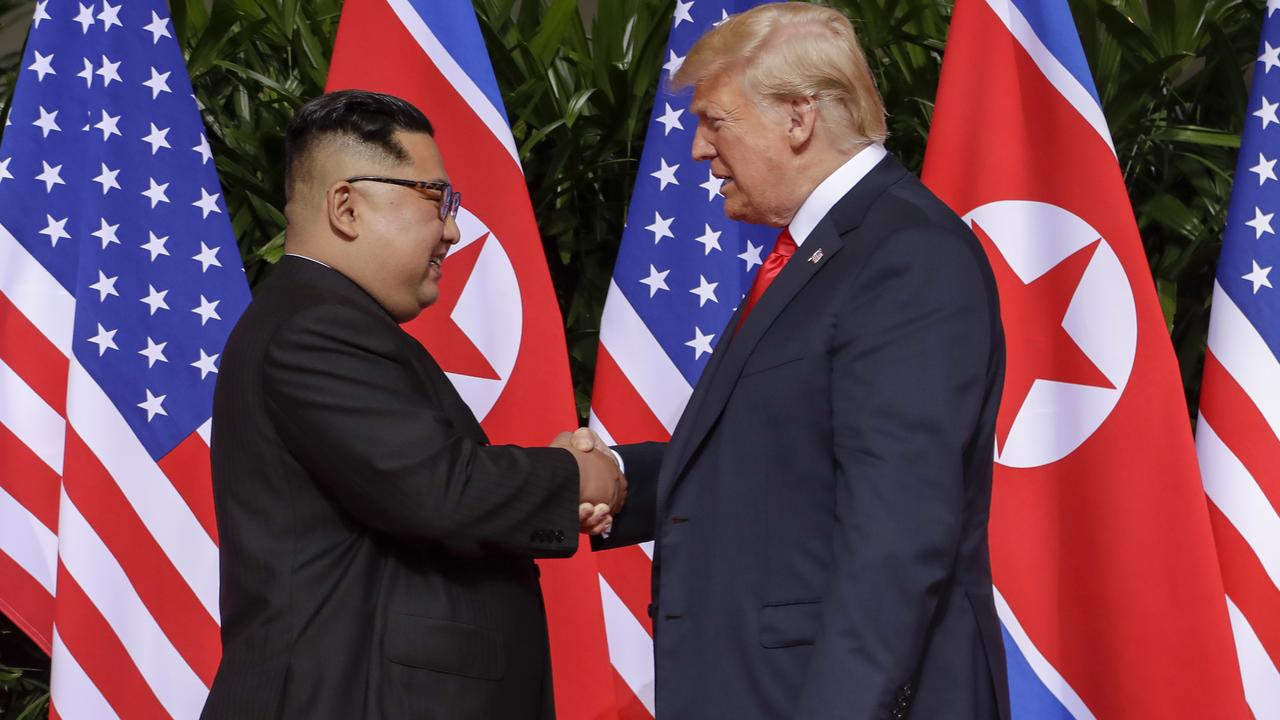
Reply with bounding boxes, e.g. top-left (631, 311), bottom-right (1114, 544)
top-left (172, 0), bottom-right (344, 286)
top-left (1072, 0), bottom-right (1258, 412)
top-left (474, 0), bottom-right (675, 413)
top-left (0, 0), bottom-right (31, 133)
top-left (0, 621), bottom-right (47, 720)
